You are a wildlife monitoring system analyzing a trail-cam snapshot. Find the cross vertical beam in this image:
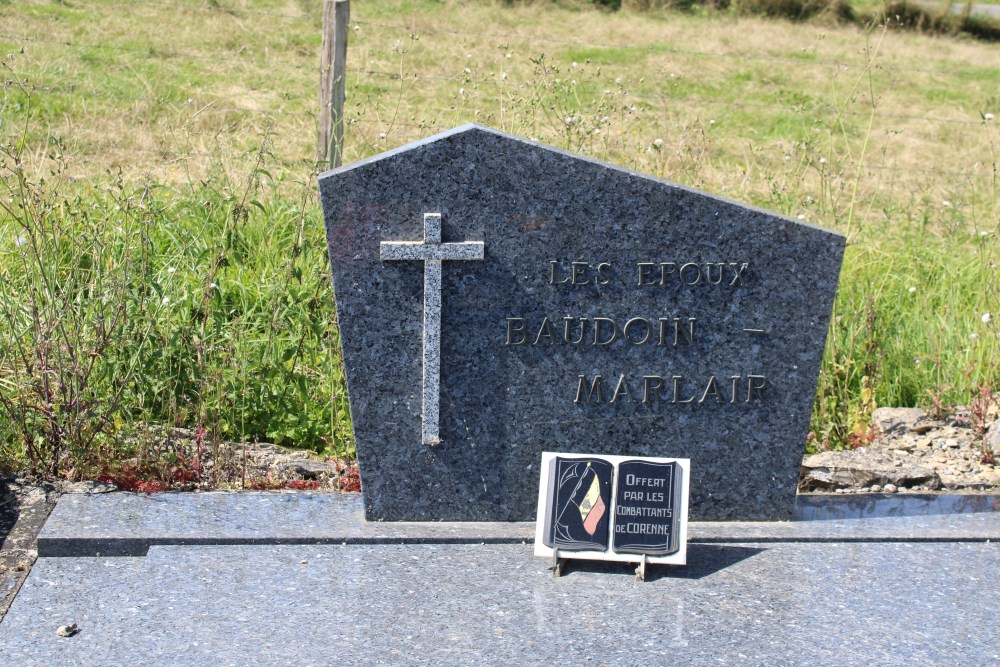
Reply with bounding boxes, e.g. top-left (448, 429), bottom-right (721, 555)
top-left (380, 213), bottom-right (485, 446)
